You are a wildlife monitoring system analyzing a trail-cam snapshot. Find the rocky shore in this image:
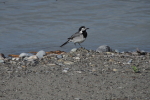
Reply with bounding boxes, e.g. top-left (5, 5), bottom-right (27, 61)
top-left (0, 47), bottom-right (150, 100)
